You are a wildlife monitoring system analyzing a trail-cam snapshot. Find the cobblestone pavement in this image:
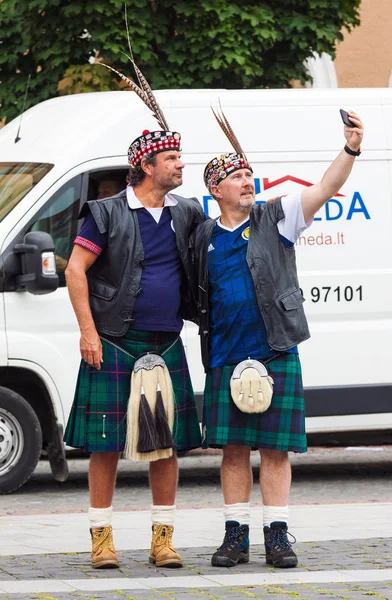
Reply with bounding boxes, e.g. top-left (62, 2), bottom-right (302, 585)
top-left (1, 586), bottom-right (392, 600)
top-left (0, 538), bottom-right (392, 599)
top-left (1, 448), bottom-right (392, 598)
